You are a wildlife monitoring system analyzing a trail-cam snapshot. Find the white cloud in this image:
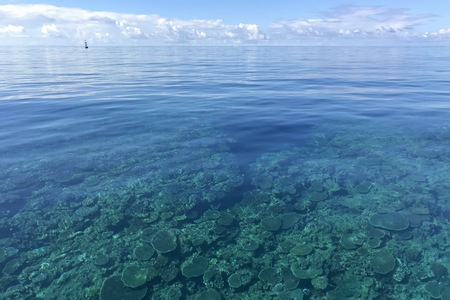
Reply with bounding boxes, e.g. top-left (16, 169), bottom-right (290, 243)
top-left (0, 24), bottom-right (26, 36)
top-left (0, 4), bottom-right (446, 45)
top-left (41, 23), bottom-right (64, 38)
top-left (268, 5), bottom-right (433, 42)
top-left (422, 28), bottom-right (450, 39)
top-left (115, 20), bottom-right (147, 39)
top-left (238, 23), bottom-right (265, 40)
